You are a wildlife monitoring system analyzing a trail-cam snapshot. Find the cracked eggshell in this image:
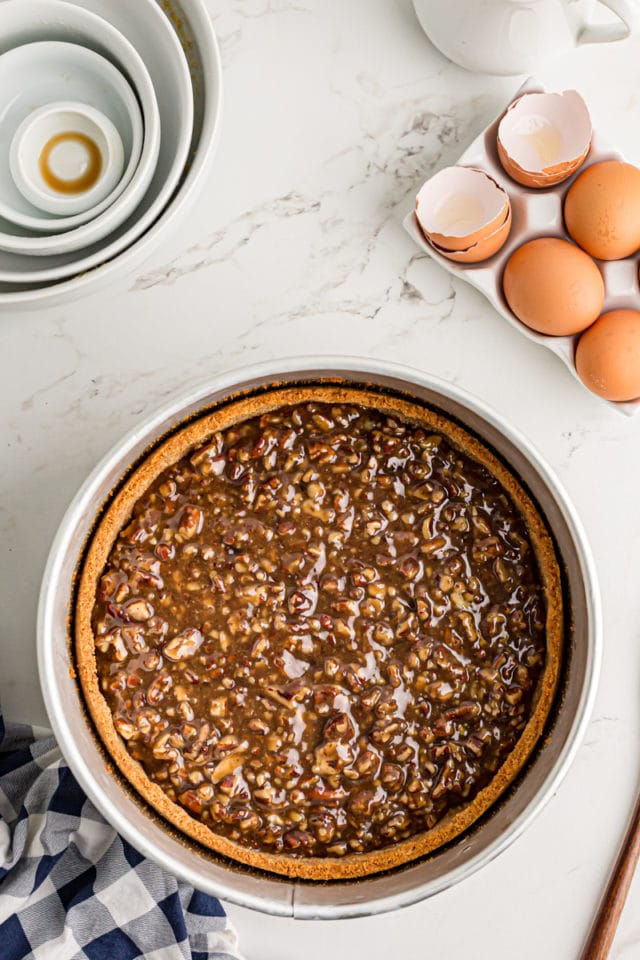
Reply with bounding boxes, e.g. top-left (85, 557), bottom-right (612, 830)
top-left (433, 206), bottom-right (512, 264)
top-left (415, 166), bottom-right (511, 264)
top-left (497, 91), bottom-right (592, 189)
